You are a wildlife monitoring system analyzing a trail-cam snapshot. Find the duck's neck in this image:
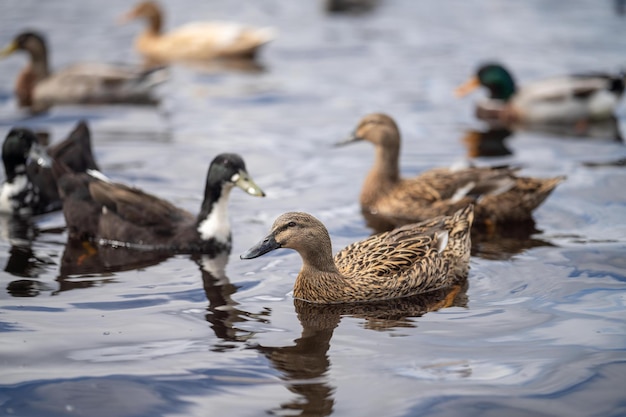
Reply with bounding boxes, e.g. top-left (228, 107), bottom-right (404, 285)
top-left (3, 162), bottom-right (26, 183)
top-left (196, 183), bottom-right (232, 245)
top-left (294, 266), bottom-right (350, 304)
top-left (26, 46), bottom-right (49, 81)
top-left (144, 12), bottom-right (163, 35)
top-left (292, 237), bottom-right (351, 303)
top-left (361, 142), bottom-right (400, 208)
top-left (489, 78), bottom-right (516, 101)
